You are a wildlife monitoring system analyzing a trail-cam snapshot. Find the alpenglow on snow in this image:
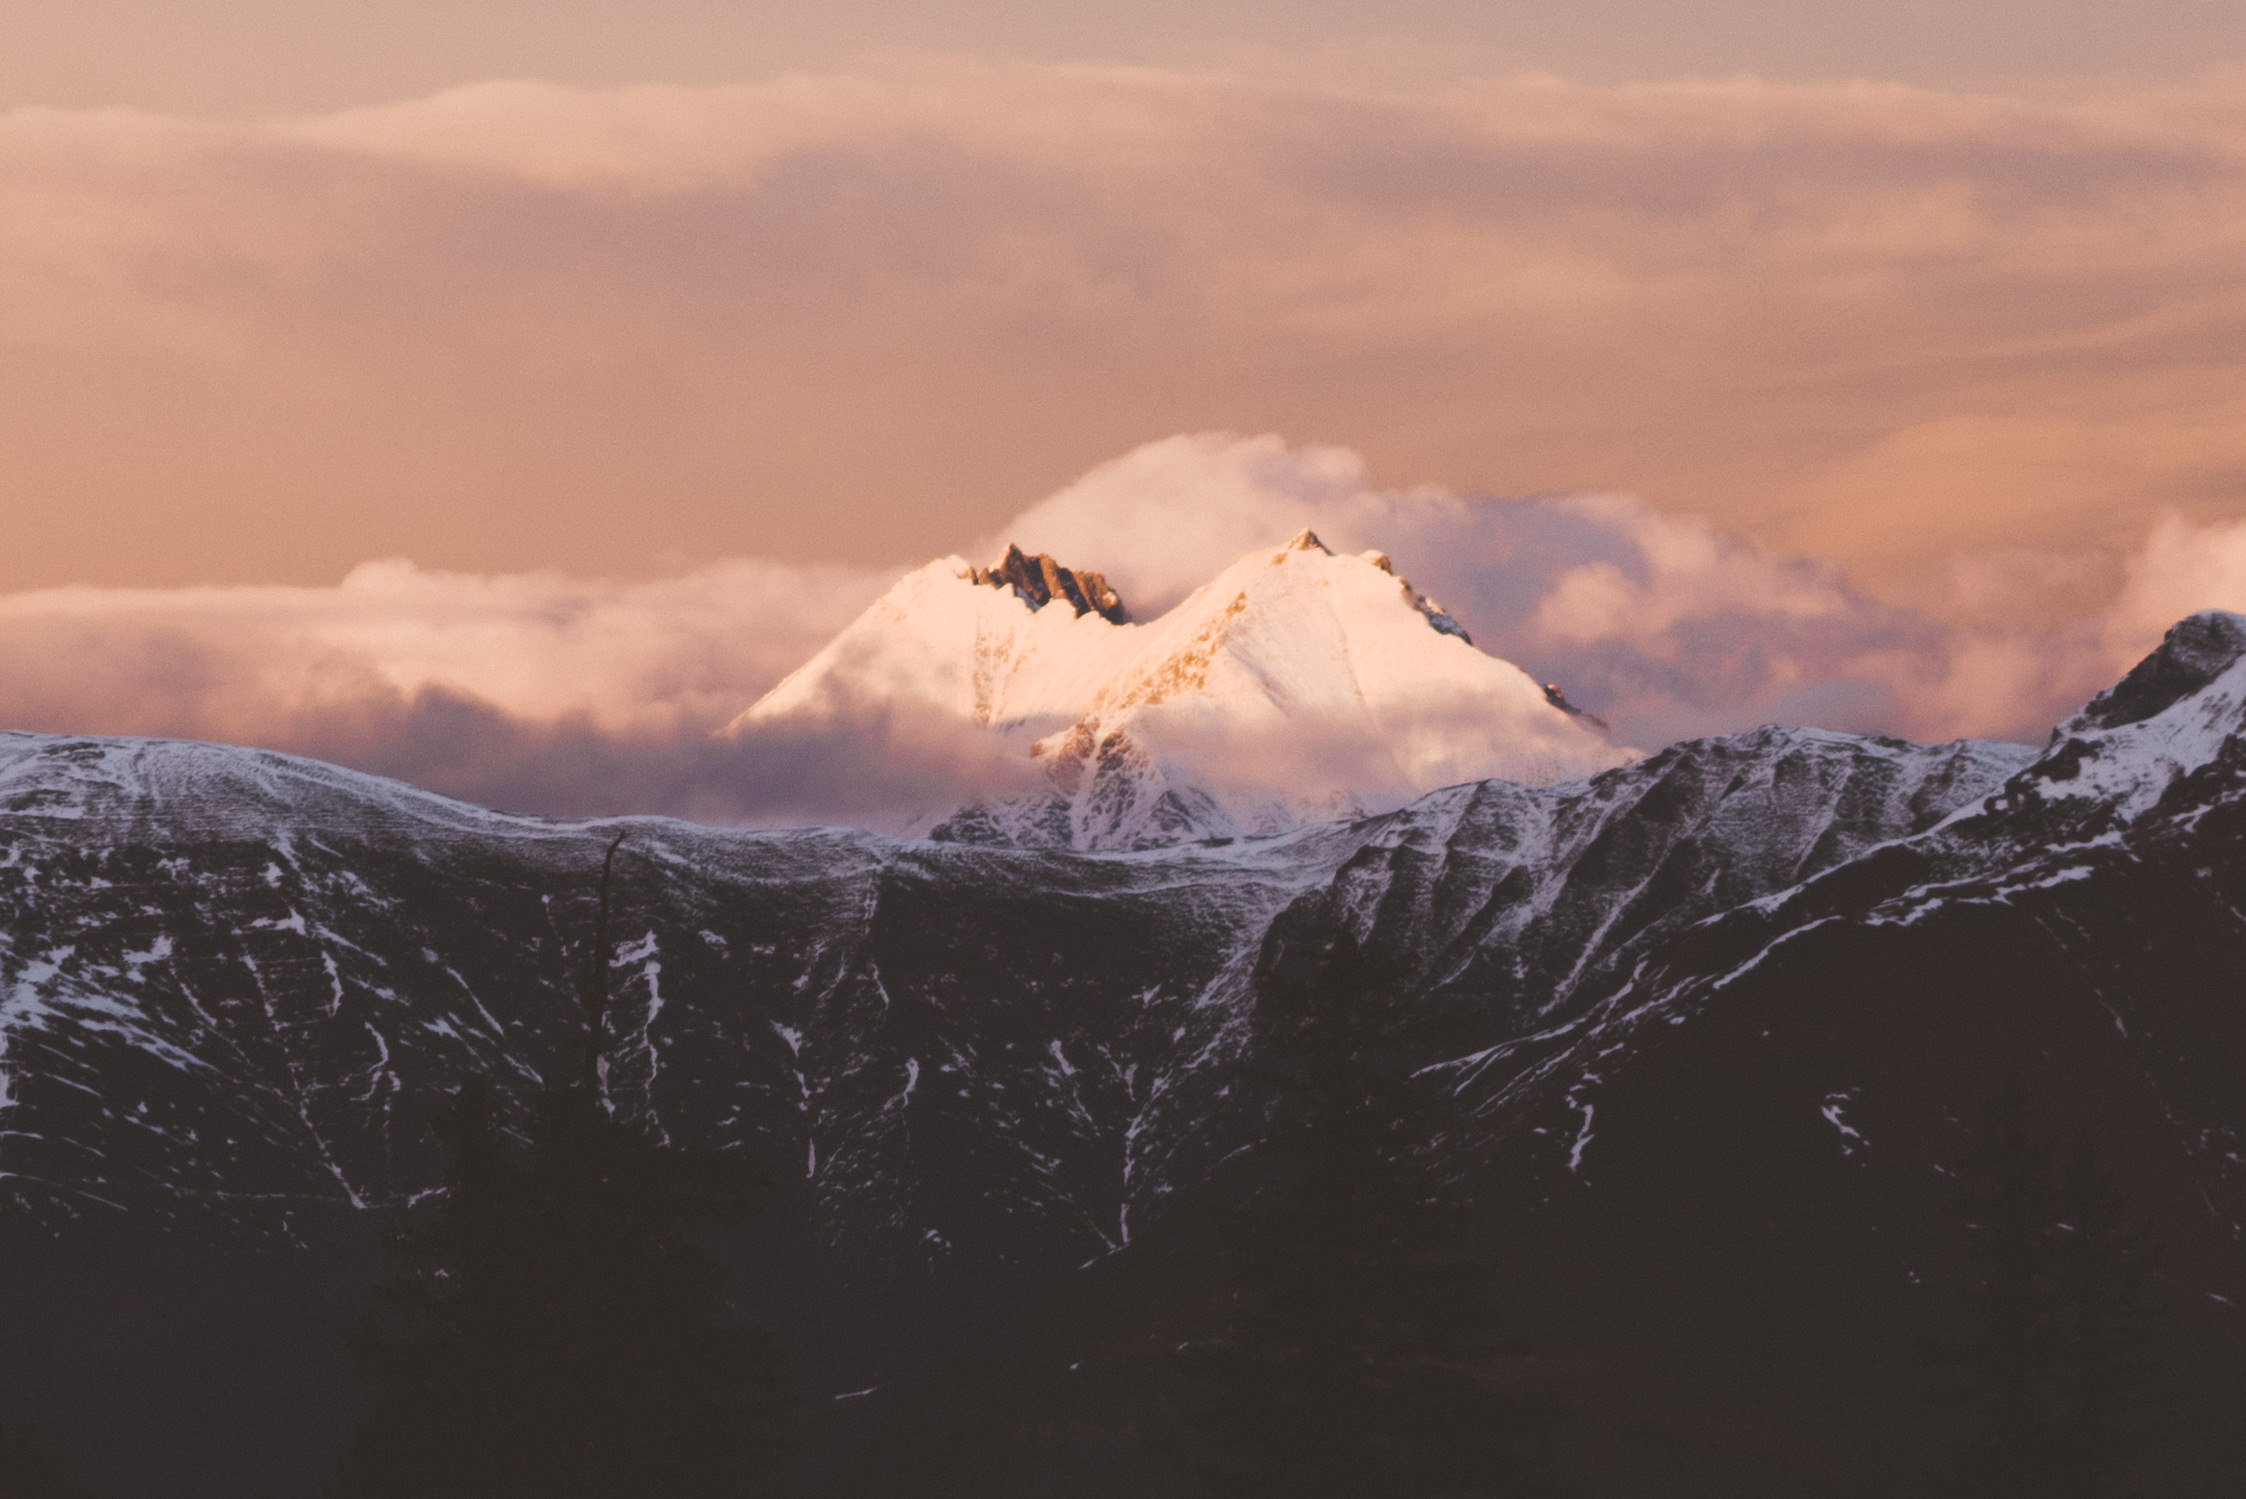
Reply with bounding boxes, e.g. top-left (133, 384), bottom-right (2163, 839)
top-left (728, 530), bottom-right (1636, 849)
